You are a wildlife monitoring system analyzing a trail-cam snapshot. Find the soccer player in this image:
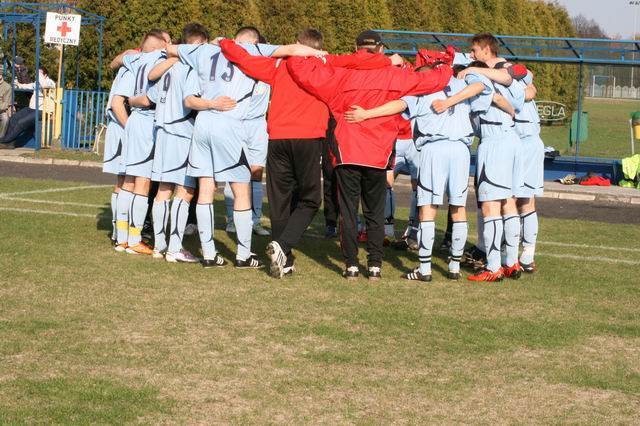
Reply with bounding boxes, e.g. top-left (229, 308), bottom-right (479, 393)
top-left (222, 28), bottom-right (273, 238)
top-left (102, 54), bottom-right (133, 245)
top-left (220, 29), bottom-right (399, 278)
top-left (165, 29), bottom-right (326, 269)
top-left (498, 63), bottom-right (543, 273)
top-left (286, 45), bottom-right (453, 280)
top-left (112, 29), bottom-right (168, 254)
top-left (344, 53), bottom-right (494, 281)
top-left (139, 23), bottom-right (211, 263)
top-left (455, 59), bottom-right (525, 282)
